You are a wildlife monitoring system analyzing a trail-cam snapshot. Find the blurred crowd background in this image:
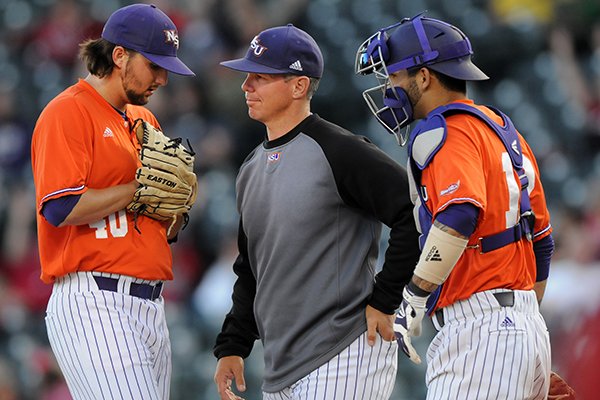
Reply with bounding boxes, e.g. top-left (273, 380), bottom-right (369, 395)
top-left (0, 0), bottom-right (598, 398)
